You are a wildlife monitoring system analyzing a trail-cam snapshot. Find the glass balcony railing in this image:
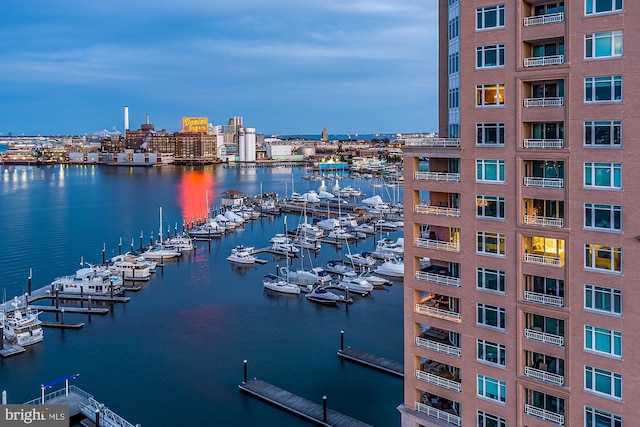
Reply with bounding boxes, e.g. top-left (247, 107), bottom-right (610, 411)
top-left (523, 139), bottom-right (564, 149)
top-left (414, 171), bottom-right (460, 182)
top-left (523, 12), bottom-right (564, 26)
